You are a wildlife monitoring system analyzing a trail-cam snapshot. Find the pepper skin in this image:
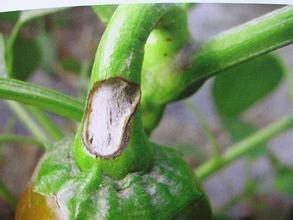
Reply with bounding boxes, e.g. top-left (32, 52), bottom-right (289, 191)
top-left (16, 136), bottom-right (211, 219)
